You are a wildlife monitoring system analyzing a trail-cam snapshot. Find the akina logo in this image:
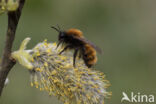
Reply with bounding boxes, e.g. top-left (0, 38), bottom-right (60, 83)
top-left (121, 92), bottom-right (155, 103)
